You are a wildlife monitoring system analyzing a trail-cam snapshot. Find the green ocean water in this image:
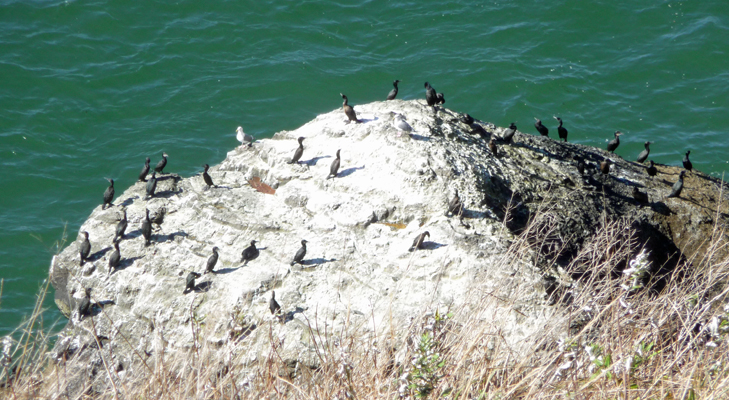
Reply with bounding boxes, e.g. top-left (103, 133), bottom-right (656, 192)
top-left (1, 0), bottom-right (728, 336)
